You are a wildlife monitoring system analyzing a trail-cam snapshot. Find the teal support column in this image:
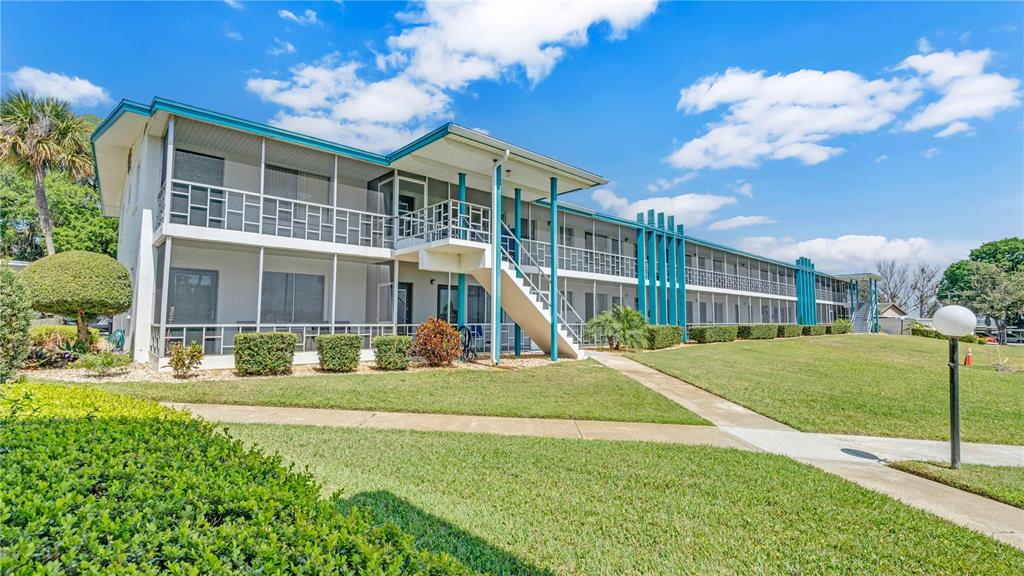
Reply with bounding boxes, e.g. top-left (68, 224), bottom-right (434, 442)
top-left (490, 165), bottom-right (502, 364)
top-left (666, 215), bottom-right (677, 325)
top-left (656, 213), bottom-right (667, 325)
top-left (676, 224), bottom-right (687, 341)
top-left (796, 257), bottom-right (812, 325)
top-left (549, 177), bottom-right (559, 361)
top-left (457, 173), bottom-right (467, 329)
top-left (646, 210), bottom-right (657, 323)
top-left (636, 216), bottom-right (646, 318)
top-left (810, 264), bottom-right (817, 325)
top-left (513, 188), bottom-right (522, 357)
